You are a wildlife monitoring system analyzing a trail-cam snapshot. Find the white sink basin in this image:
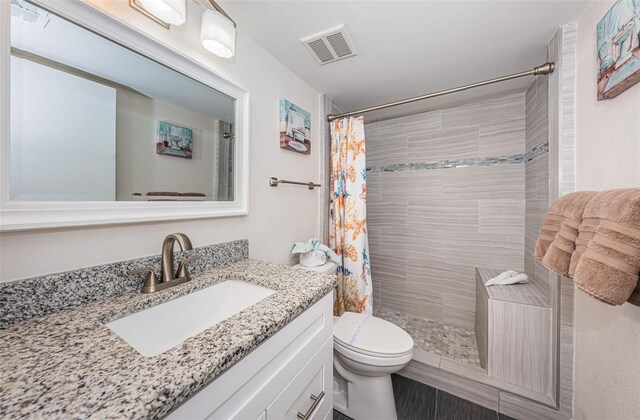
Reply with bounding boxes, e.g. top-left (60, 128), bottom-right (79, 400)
top-left (107, 280), bottom-right (275, 357)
